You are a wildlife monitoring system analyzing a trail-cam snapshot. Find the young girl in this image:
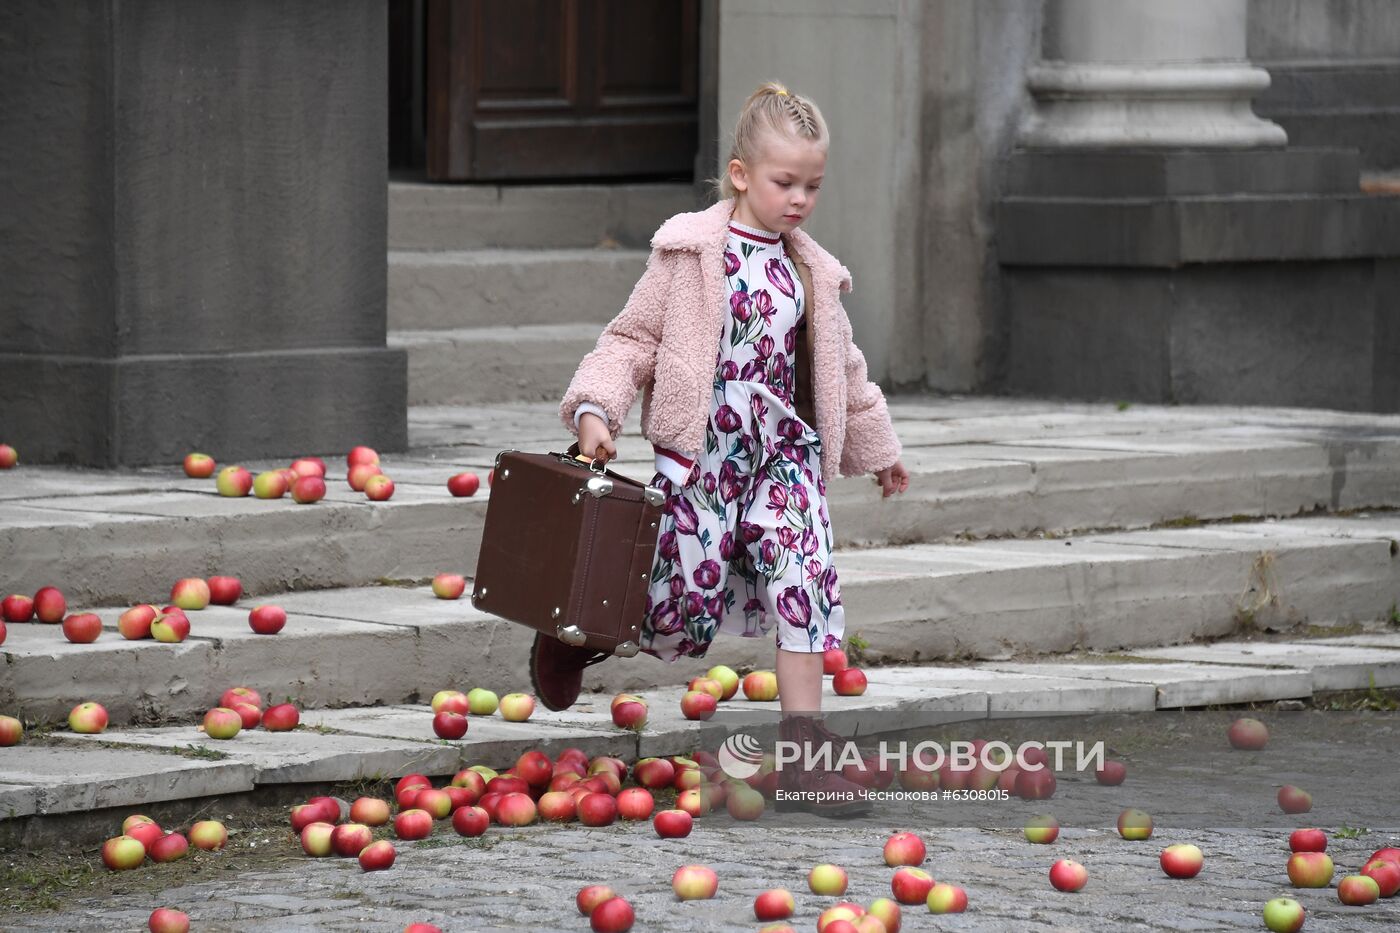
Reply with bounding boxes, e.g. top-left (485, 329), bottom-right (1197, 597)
top-left (540, 82), bottom-right (909, 815)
